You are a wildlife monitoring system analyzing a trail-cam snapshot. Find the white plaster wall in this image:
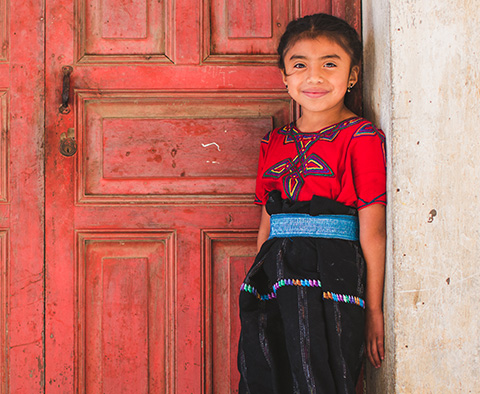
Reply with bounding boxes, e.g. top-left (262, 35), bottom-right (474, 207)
top-left (363, 0), bottom-right (480, 392)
